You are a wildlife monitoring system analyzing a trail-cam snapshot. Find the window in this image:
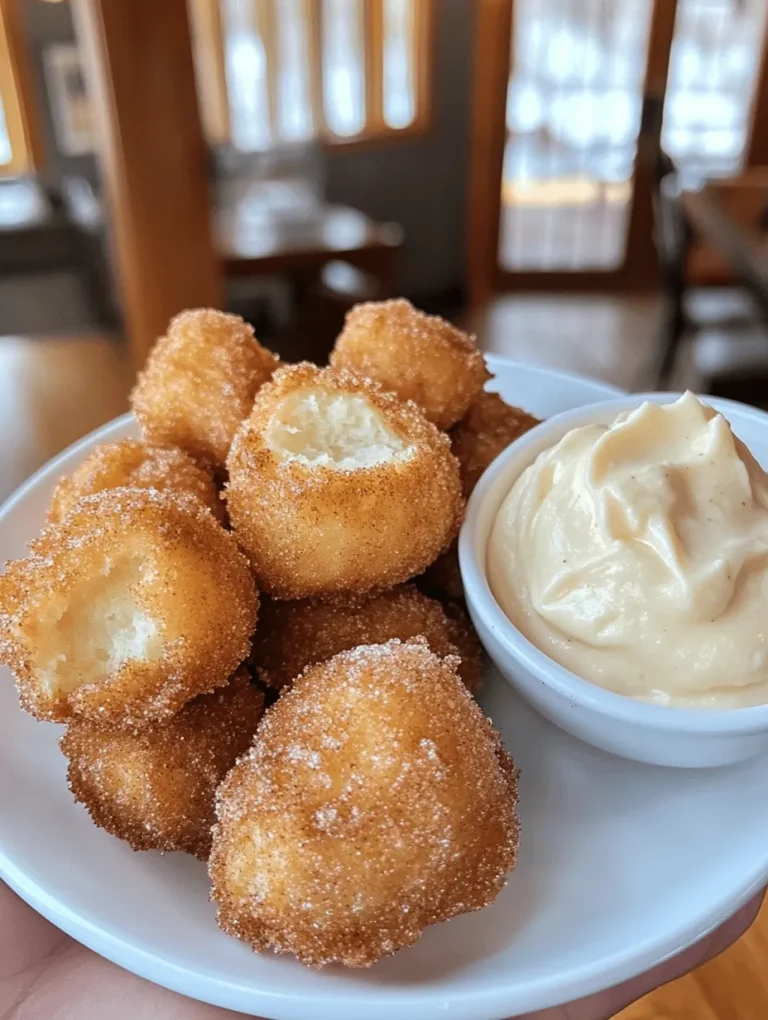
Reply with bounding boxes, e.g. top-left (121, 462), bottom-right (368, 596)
top-left (499, 0), bottom-right (654, 272)
top-left (0, 1), bottom-right (431, 167)
top-left (190, 0), bottom-right (434, 150)
top-left (497, 0), bottom-right (768, 274)
top-left (0, 0), bottom-right (41, 175)
top-left (662, 0), bottom-right (768, 178)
